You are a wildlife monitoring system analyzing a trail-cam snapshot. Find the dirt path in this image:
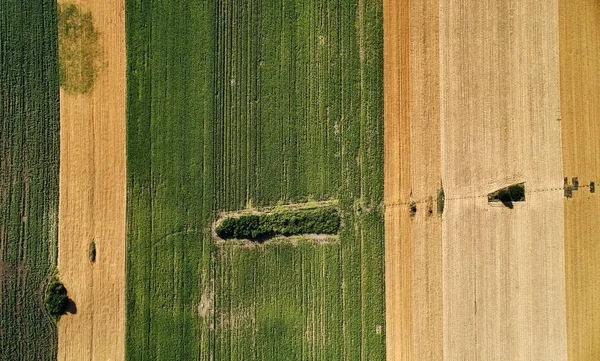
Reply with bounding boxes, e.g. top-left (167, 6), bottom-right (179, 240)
top-left (57, 1), bottom-right (126, 361)
top-left (559, 0), bottom-right (600, 359)
top-left (439, 0), bottom-right (567, 359)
